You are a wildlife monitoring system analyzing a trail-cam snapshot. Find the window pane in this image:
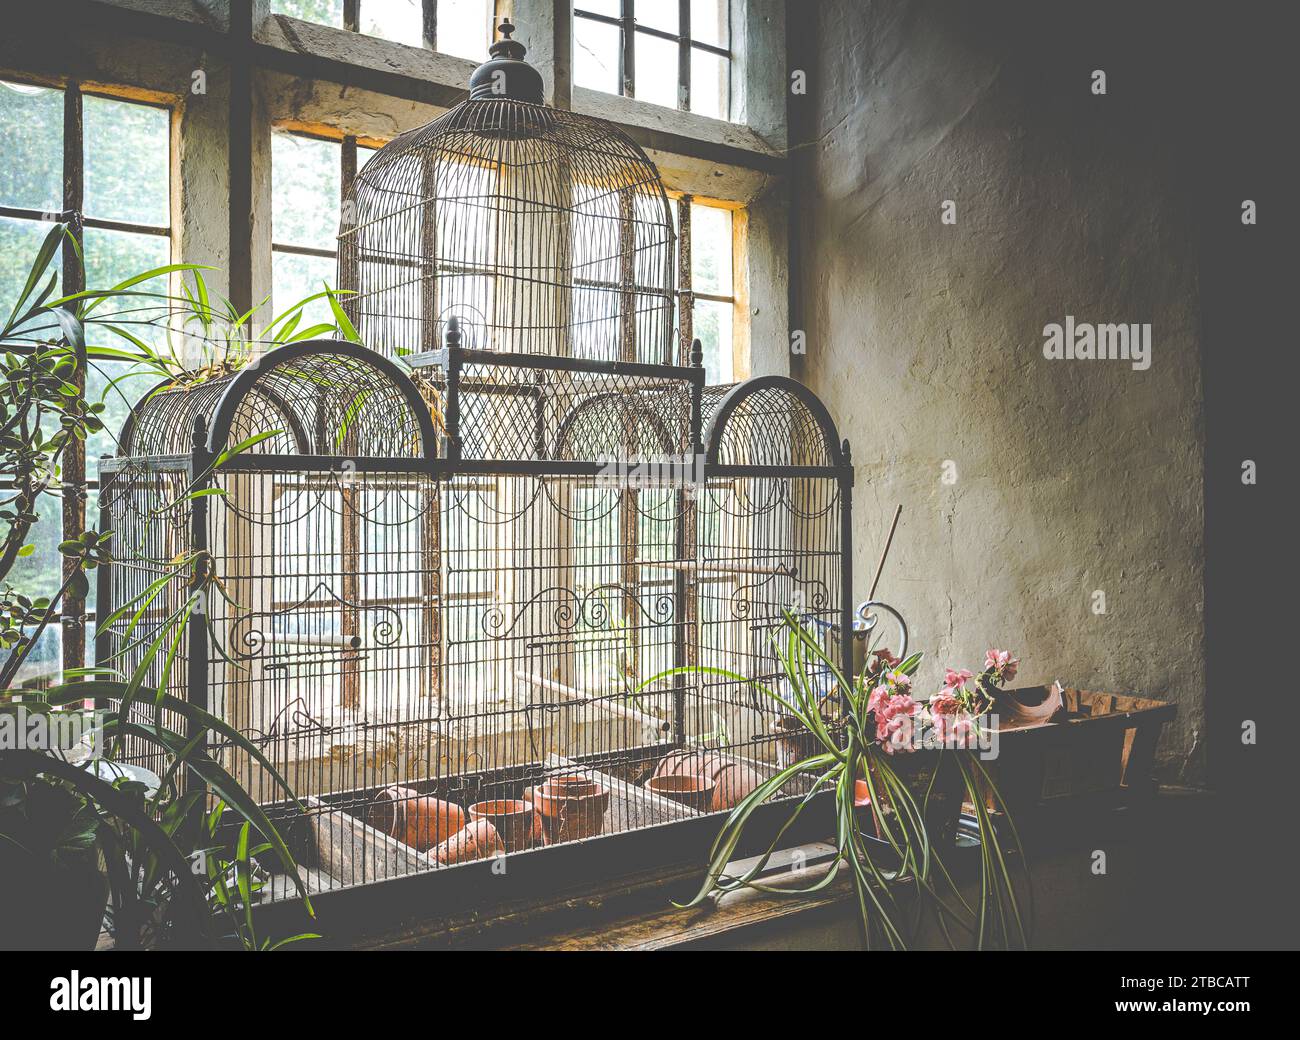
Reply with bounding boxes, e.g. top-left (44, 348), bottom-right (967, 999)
top-left (693, 298), bottom-right (733, 383)
top-left (5, 490), bottom-right (62, 606)
top-left (690, 0), bottom-right (729, 47)
top-left (575, 1), bottom-right (620, 17)
top-left (82, 227), bottom-right (171, 473)
top-left (690, 46), bottom-right (728, 119)
top-left (270, 0), bottom-right (343, 26)
top-left (690, 203), bottom-right (731, 295)
top-left (438, 0), bottom-right (493, 61)
top-left (12, 626), bottom-right (60, 690)
top-left (84, 95), bottom-right (170, 228)
top-left (1, 216), bottom-right (62, 322)
top-left (575, 16), bottom-right (621, 95)
top-left (272, 133), bottom-right (341, 251)
top-left (635, 31), bottom-right (679, 109)
top-left (640, 5), bottom-right (678, 34)
top-left (362, 0), bottom-right (422, 47)
top-left (0, 80), bottom-right (62, 213)
top-left (273, 250), bottom-right (337, 328)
